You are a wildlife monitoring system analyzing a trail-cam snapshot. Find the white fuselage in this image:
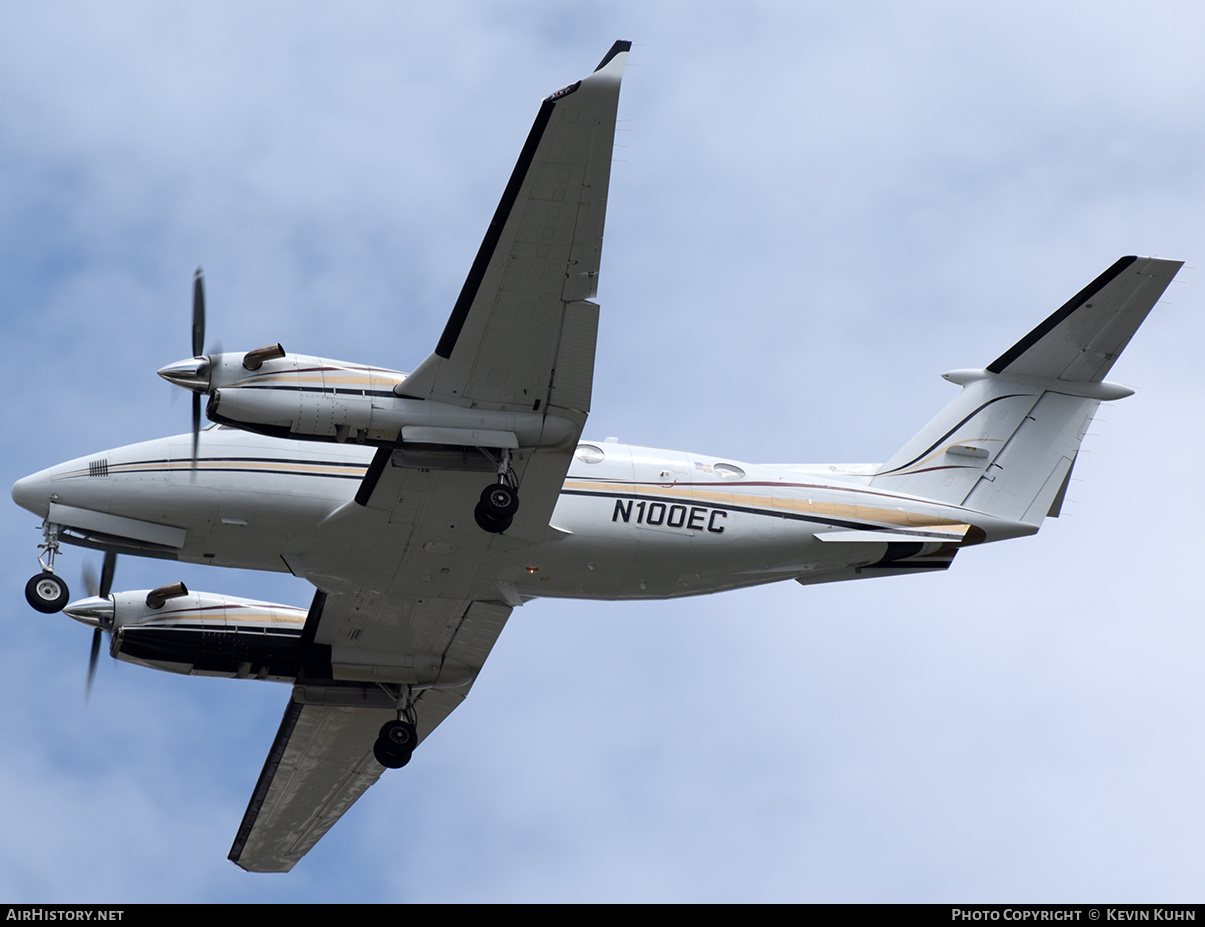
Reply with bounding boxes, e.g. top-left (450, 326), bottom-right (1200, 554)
top-left (12, 426), bottom-right (1034, 604)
